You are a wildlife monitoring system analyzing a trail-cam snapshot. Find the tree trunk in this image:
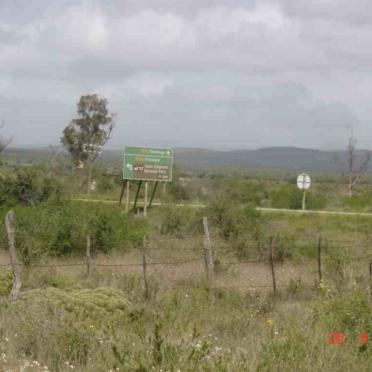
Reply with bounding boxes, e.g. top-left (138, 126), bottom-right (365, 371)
top-left (6, 211), bottom-right (22, 302)
top-left (348, 176), bottom-right (353, 197)
top-left (87, 160), bottom-right (93, 194)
